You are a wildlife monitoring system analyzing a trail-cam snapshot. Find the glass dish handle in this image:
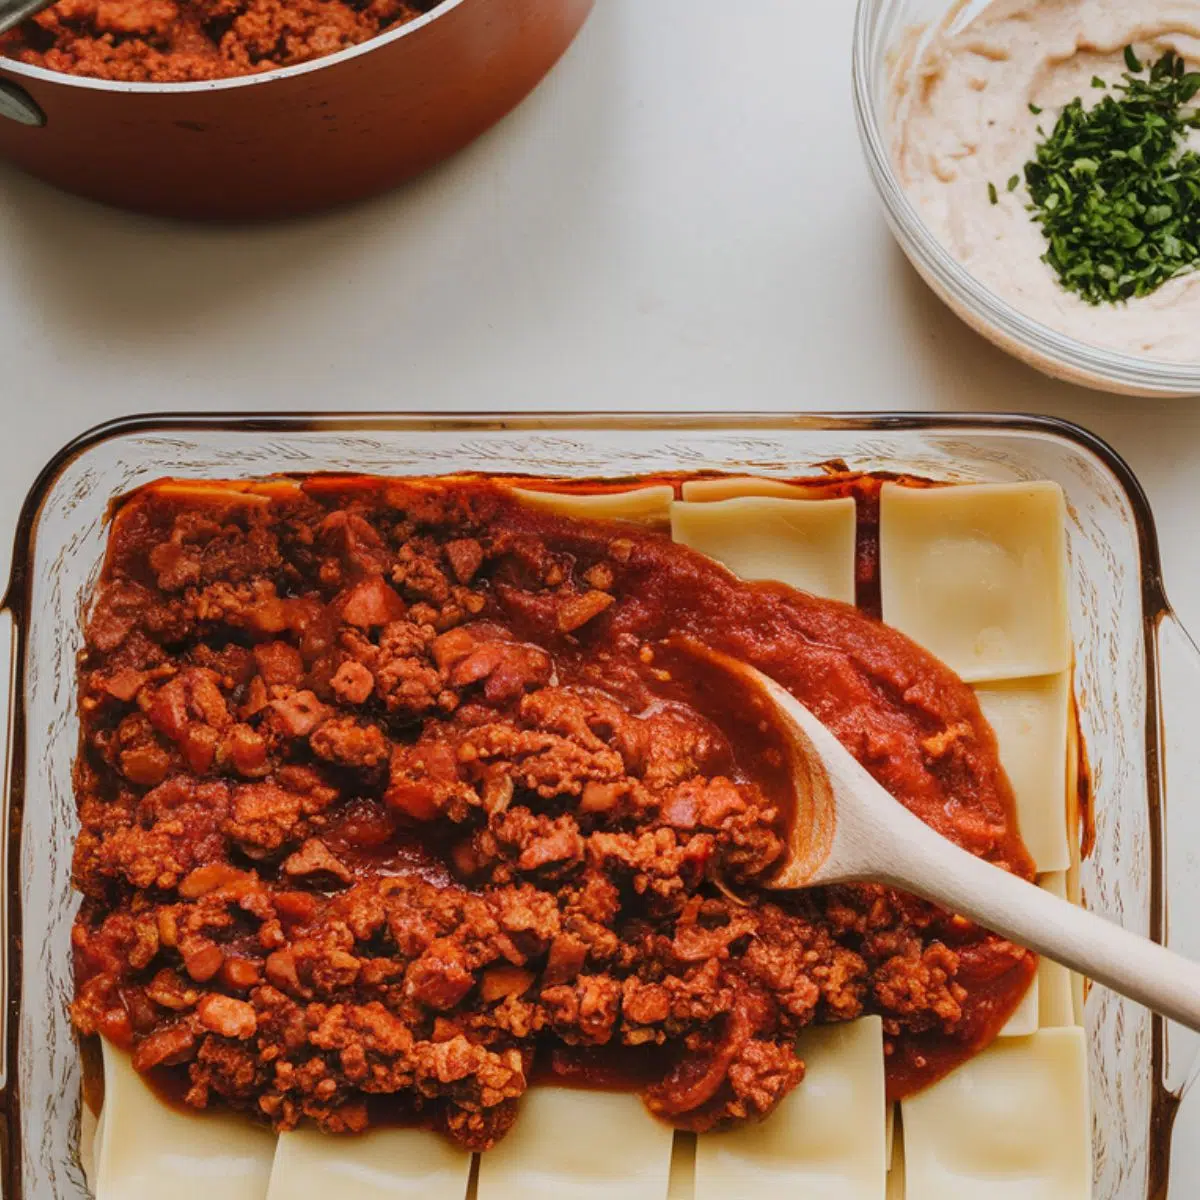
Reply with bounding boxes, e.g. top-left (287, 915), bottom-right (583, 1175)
top-left (1154, 611), bottom-right (1200, 1195)
top-left (0, 604), bottom-right (15, 1095)
top-left (1155, 612), bottom-right (1200, 1099)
